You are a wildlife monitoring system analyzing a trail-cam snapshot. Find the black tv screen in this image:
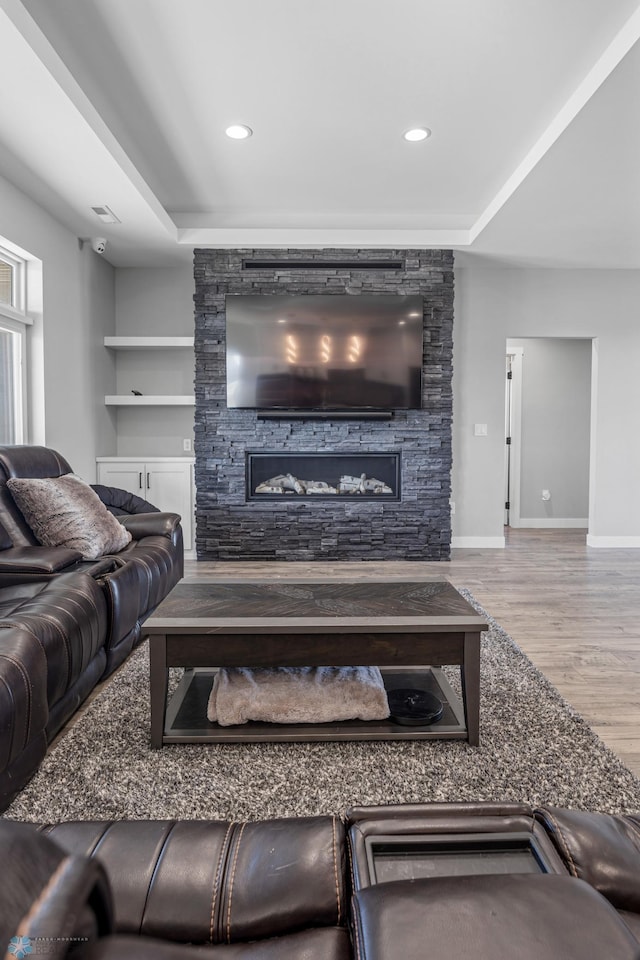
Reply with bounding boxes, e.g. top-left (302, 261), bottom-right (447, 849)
top-left (225, 294), bottom-right (423, 410)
